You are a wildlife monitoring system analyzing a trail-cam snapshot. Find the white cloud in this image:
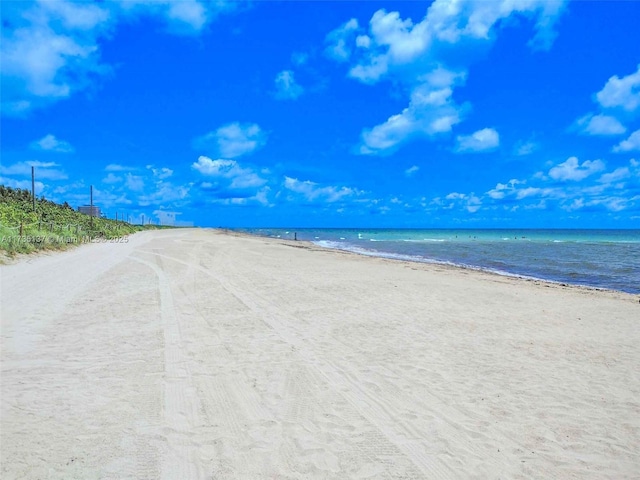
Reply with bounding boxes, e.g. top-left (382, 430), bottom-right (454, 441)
top-left (30, 133), bottom-right (75, 153)
top-left (613, 129), bottom-right (640, 152)
top-left (487, 179), bottom-right (524, 199)
top-left (192, 156), bottom-right (267, 189)
top-left (125, 174), bottom-right (145, 192)
top-left (148, 166), bottom-right (173, 179)
top-left (94, 166), bottom-right (192, 209)
top-left (102, 173), bottom-right (123, 184)
top-left (562, 196), bottom-right (629, 213)
top-left (1, 1), bottom-right (238, 116)
top-left (455, 128), bottom-right (500, 153)
top-left (469, 158), bottom-right (640, 215)
top-left (596, 64), bottom-right (640, 112)
top-left (0, 160), bottom-right (67, 180)
top-left (165, 0), bottom-right (208, 32)
top-left (116, 0), bottom-right (236, 34)
top-left (514, 140), bottom-right (539, 156)
top-left (104, 163), bottom-right (137, 172)
top-left (346, 1), bottom-right (566, 84)
top-left (332, 1), bottom-right (567, 154)
top-left (194, 122), bottom-right (267, 159)
top-left (1, 1), bottom-right (111, 115)
top-left (576, 114), bottom-right (626, 136)
top-left (405, 165), bottom-right (419, 176)
top-left (548, 156), bottom-right (605, 181)
top-left (325, 18), bottom-right (359, 62)
top-left (0, 176), bottom-right (45, 194)
top-left (356, 35), bottom-right (371, 48)
top-left (274, 70), bottom-right (304, 100)
top-left (283, 176), bottom-right (362, 203)
top-left (445, 192), bottom-right (466, 200)
top-left (138, 181), bottom-right (190, 207)
top-left (443, 192), bottom-right (482, 212)
top-left (359, 69), bottom-right (466, 155)
top-left (598, 167), bottom-right (630, 184)
top-left (514, 186), bottom-right (556, 200)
